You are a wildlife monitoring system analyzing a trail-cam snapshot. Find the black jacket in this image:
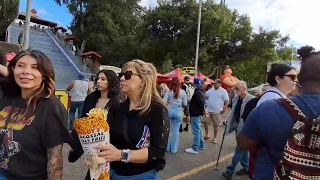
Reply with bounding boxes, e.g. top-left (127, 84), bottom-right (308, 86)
top-left (68, 91), bottom-right (121, 163)
top-left (189, 87), bottom-right (206, 116)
